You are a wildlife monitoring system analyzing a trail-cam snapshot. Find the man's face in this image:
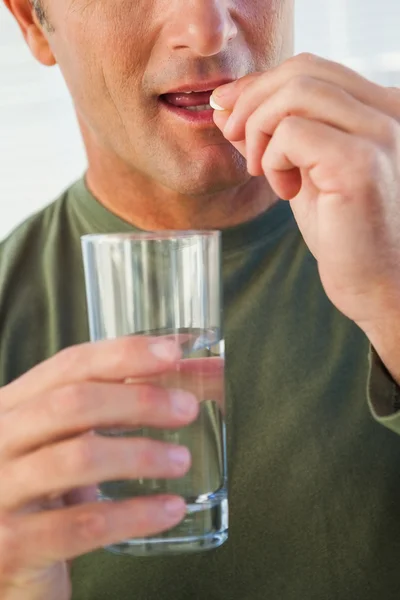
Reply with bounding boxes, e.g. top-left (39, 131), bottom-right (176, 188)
top-left (45, 0), bottom-right (294, 195)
